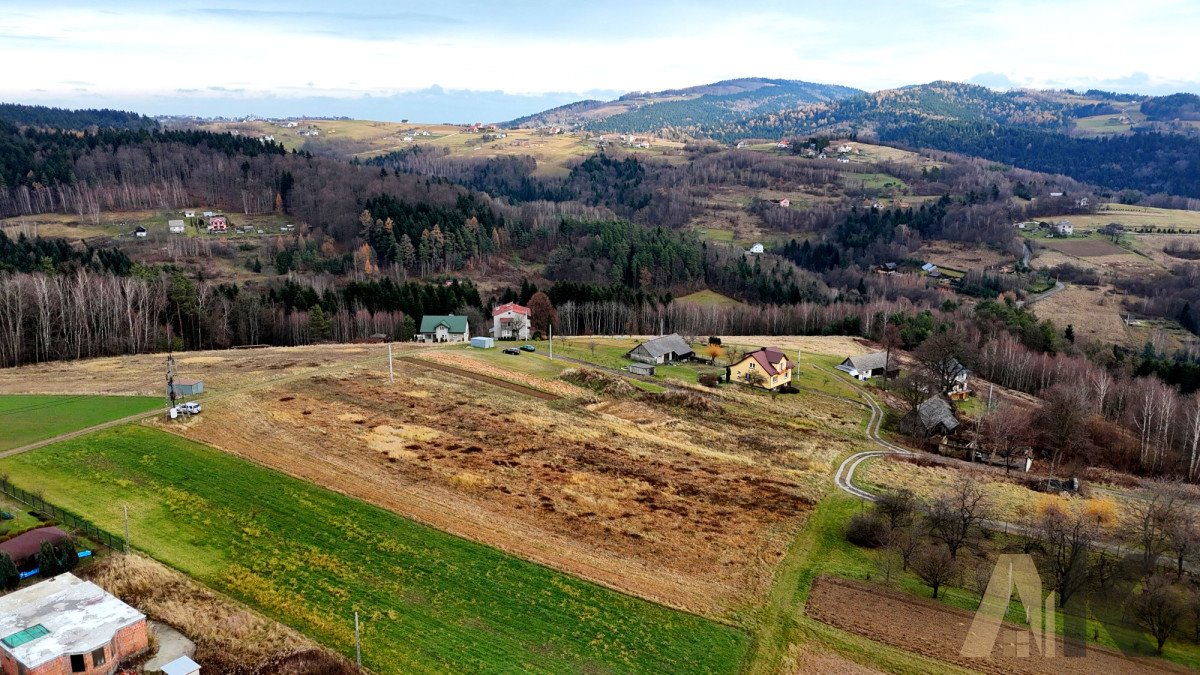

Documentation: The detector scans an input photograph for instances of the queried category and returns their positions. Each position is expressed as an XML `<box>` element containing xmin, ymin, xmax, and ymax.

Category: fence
<box><xmin>0</xmin><ymin>477</ymin><xmax>124</xmax><ymax>551</ymax></box>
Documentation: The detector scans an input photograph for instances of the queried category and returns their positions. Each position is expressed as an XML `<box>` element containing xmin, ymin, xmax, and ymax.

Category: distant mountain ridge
<box><xmin>503</xmin><ymin>77</ymin><xmax>862</xmax><ymax>131</ymax></box>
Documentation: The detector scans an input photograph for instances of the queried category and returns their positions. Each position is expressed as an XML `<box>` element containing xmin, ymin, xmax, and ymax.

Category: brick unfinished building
<box><xmin>0</xmin><ymin>573</ymin><xmax>148</xmax><ymax>675</ymax></box>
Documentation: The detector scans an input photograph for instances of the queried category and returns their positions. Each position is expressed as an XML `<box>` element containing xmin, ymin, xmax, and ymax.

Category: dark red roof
<box><xmin>0</xmin><ymin>526</ymin><xmax>69</xmax><ymax>565</ymax></box>
<box><xmin>749</xmin><ymin>348</ymin><xmax>793</xmax><ymax>376</ymax></box>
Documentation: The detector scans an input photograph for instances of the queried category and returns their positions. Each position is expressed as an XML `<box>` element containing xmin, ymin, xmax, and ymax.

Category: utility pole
<box><xmin>165</xmin><ymin>351</ymin><xmax>177</xmax><ymax>417</ymax></box>
<box><xmin>354</xmin><ymin>611</ymin><xmax>362</xmax><ymax>670</ymax></box>
<box><xmin>548</xmin><ymin>324</ymin><xmax>553</xmax><ymax>360</ymax></box>
<box><xmin>388</xmin><ymin>343</ymin><xmax>394</xmax><ymax>384</ymax></box>
<box><xmin>123</xmin><ymin>505</ymin><xmax>129</xmax><ymax>554</ymax></box>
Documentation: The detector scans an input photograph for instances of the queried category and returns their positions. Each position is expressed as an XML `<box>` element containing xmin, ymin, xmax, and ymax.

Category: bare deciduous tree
<box><xmin>926</xmin><ymin>476</ymin><xmax>991</xmax><ymax>558</ymax></box>
<box><xmin>912</xmin><ymin>545</ymin><xmax>960</xmax><ymax>598</ymax></box>
<box><xmin>1129</xmin><ymin>574</ymin><xmax>1186</xmax><ymax>655</ymax></box>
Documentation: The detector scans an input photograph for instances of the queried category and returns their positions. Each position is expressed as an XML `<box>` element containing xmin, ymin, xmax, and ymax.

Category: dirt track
<box><xmin>806</xmin><ymin>576</ymin><xmax>1189</xmax><ymax>674</ymax></box>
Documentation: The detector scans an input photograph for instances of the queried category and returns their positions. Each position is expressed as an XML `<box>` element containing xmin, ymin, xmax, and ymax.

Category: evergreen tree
<box><xmin>0</xmin><ymin>552</ymin><xmax>18</xmax><ymax>591</ymax></box>
<box><xmin>1064</xmin><ymin>324</ymin><xmax>1075</xmax><ymax>343</ymax></box>
<box><xmin>400</xmin><ymin>315</ymin><xmax>416</xmax><ymax>342</ymax></box>
<box><xmin>309</xmin><ymin>305</ymin><xmax>331</xmax><ymax>340</ymax></box>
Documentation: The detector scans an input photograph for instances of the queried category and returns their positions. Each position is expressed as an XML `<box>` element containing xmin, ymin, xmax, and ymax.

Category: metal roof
<box><xmin>161</xmin><ymin>655</ymin><xmax>201</xmax><ymax>675</ymax></box>
<box><xmin>627</xmin><ymin>334</ymin><xmax>693</xmax><ymax>359</ymax></box>
<box><xmin>0</xmin><ymin>573</ymin><xmax>144</xmax><ymax>669</ymax></box>
<box><xmin>418</xmin><ymin>315</ymin><xmax>469</xmax><ymax>334</ymax></box>
<box><xmin>842</xmin><ymin>351</ymin><xmax>890</xmax><ymax>373</ymax></box>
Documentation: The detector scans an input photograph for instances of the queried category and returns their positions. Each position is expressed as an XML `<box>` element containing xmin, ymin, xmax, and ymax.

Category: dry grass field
<box><xmin>80</xmin><ymin>553</ymin><xmax>351</xmax><ymax>673</ymax></box>
<box><xmin>857</xmin><ymin>455</ymin><xmax>1142</xmax><ymax>533</ymax></box>
<box><xmin>1031</xmin><ymin>285</ymin><xmax>1132</xmax><ymax>345</ymax></box>
<box><xmin>1054</xmin><ymin>204</ymin><xmax>1200</xmax><ymax>232</ymax></box>
<box><xmin>915</xmin><ymin>240</ymin><xmax>1014</xmax><ymax>271</ymax></box>
<box><xmin>0</xmin><ymin>344</ymin><xmax>392</xmax><ymax>396</ymax></box>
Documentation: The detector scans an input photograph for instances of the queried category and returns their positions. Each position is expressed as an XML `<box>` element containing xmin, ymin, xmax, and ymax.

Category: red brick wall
<box><xmin>8</xmin><ymin>618</ymin><xmax>149</xmax><ymax>675</ymax></box>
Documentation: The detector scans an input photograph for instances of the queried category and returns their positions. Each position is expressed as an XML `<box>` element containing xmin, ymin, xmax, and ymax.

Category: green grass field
<box><xmin>0</xmin><ymin>426</ymin><xmax>747</xmax><ymax>674</ymax></box>
<box><xmin>0</xmin><ymin>395</ymin><xmax>161</xmax><ymax>451</ymax></box>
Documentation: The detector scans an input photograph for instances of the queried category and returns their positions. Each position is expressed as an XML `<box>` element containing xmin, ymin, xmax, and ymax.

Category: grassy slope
<box><xmin>0</xmin><ymin>426</ymin><xmax>746</xmax><ymax>674</ymax></box>
<box><xmin>0</xmin><ymin>394</ymin><xmax>161</xmax><ymax>451</ymax></box>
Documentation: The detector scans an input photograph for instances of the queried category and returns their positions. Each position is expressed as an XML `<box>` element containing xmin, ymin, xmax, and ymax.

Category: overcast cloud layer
<box><xmin>1</xmin><ymin>0</ymin><xmax>1198</xmax><ymax>121</ymax></box>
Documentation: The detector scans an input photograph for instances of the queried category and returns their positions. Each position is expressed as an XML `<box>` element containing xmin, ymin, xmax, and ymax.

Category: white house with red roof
<box><xmin>726</xmin><ymin>347</ymin><xmax>795</xmax><ymax>390</ymax></box>
<box><xmin>492</xmin><ymin>302</ymin><xmax>531</xmax><ymax>340</ymax></box>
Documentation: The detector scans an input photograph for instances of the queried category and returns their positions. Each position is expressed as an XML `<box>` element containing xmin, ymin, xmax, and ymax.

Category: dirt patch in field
<box><xmin>806</xmin><ymin>576</ymin><xmax>1187</xmax><ymax>674</ymax></box>
<box><xmin>397</xmin><ymin>356</ymin><xmax>560</xmax><ymax>400</ymax></box>
<box><xmin>165</xmin><ymin>361</ymin><xmax>862</xmax><ymax>616</ymax></box>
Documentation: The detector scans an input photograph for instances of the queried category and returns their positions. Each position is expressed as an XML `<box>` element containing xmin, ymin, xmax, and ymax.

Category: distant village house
<box><xmin>207</xmin><ymin>216</ymin><xmax>227</xmax><ymax>232</ymax></box>
<box><xmin>168</xmin><ymin>219</ymin><xmax>186</xmax><ymax>234</ymax></box>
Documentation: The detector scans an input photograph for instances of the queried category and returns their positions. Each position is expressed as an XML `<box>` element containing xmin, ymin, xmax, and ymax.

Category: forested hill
<box><xmin>708</xmin><ymin>81</ymin><xmax>1200</xmax><ymax>198</ymax></box>
<box><xmin>0</xmin><ymin>103</ymin><xmax>158</xmax><ymax>130</ymax></box>
<box><xmin>716</xmin><ymin>81</ymin><xmax>1087</xmax><ymax>141</ymax></box>
<box><xmin>505</xmin><ymin>77</ymin><xmax>860</xmax><ymax>130</ymax></box>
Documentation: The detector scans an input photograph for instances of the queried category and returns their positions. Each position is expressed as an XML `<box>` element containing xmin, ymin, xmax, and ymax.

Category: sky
<box><xmin>1</xmin><ymin>0</ymin><xmax>1199</xmax><ymax>122</ymax></box>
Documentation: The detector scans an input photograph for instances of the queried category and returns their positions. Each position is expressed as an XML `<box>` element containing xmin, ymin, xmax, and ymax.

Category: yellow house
<box><xmin>726</xmin><ymin>347</ymin><xmax>795</xmax><ymax>390</ymax></box>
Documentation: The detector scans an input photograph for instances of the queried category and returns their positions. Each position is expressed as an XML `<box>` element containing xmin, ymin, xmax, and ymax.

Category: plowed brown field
<box><xmin>806</xmin><ymin>576</ymin><xmax>1188</xmax><ymax>674</ymax></box>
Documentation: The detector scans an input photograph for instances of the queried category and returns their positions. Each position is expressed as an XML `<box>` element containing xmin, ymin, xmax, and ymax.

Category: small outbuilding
<box><xmin>161</xmin><ymin>655</ymin><xmax>202</xmax><ymax>675</ymax></box>
<box><xmin>134</xmin><ymin>226</ymin><xmax>148</xmax><ymax>238</ymax></box>
<box><xmin>168</xmin><ymin>379</ymin><xmax>204</xmax><ymax>398</ymax></box>
<box><xmin>168</xmin><ymin>219</ymin><xmax>186</xmax><ymax>234</ymax></box>
<box><xmin>627</xmin><ymin>363</ymin><xmax>656</xmax><ymax>376</ymax></box>
<box><xmin>470</xmin><ymin>336</ymin><xmax>494</xmax><ymax>349</ymax></box>
<box><xmin>902</xmin><ymin>396</ymin><xmax>960</xmax><ymax>437</ymax></box>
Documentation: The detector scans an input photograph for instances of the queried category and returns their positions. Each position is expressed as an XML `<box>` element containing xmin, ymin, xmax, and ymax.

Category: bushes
<box><xmin>639</xmin><ymin>391</ymin><xmax>721</xmax><ymax>413</ymax></box>
<box><xmin>845</xmin><ymin>512</ymin><xmax>889</xmax><ymax>548</ymax></box>
<box><xmin>699</xmin><ymin>374</ymin><xmax>721</xmax><ymax>388</ymax></box>
<box><xmin>559</xmin><ymin>368</ymin><xmax>636</xmax><ymax>396</ymax></box>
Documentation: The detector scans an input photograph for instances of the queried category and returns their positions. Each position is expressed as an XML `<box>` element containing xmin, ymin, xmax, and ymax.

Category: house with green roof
<box><xmin>417</xmin><ymin>315</ymin><xmax>469</xmax><ymax>343</ymax></box>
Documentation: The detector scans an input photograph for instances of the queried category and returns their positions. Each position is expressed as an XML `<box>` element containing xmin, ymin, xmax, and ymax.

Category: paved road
<box><xmin>1023</xmin><ymin>279</ymin><xmax>1066</xmax><ymax>306</ymax></box>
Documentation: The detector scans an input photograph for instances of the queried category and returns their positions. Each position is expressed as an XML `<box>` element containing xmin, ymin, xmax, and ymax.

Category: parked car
<box><xmin>502</xmin><ymin>348</ymin><xmax>521</xmax><ymax>355</ymax></box>
<box><xmin>180</xmin><ymin>401</ymin><xmax>202</xmax><ymax>414</ymax></box>
<box><xmin>520</xmin><ymin>344</ymin><xmax>536</xmax><ymax>352</ymax></box>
